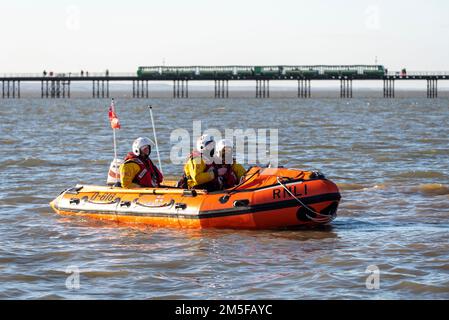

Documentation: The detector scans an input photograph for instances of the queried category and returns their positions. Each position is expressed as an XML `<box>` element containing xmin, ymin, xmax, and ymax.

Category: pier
<box><xmin>1</xmin><ymin>65</ymin><xmax>448</xmax><ymax>99</ymax></box>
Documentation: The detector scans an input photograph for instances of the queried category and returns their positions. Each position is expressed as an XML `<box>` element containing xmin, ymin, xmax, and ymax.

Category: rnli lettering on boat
<box><xmin>272</xmin><ymin>184</ymin><xmax>307</xmax><ymax>199</ymax></box>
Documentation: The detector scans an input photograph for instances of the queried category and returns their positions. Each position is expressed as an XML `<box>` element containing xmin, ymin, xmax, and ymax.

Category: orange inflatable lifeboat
<box><xmin>50</xmin><ymin>167</ymin><xmax>341</xmax><ymax>229</ymax></box>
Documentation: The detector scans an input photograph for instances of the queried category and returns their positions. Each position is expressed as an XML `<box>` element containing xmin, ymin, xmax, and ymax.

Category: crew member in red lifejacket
<box><xmin>119</xmin><ymin>137</ymin><xmax>163</xmax><ymax>188</ymax></box>
<box><xmin>215</xmin><ymin>139</ymin><xmax>246</xmax><ymax>190</ymax></box>
<box><xmin>181</xmin><ymin>134</ymin><xmax>226</xmax><ymax>191</ymax></box>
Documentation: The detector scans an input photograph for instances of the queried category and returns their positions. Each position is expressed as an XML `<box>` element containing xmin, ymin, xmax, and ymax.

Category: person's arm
<box><xmin>232</xmin><ymin>163</ymin><xmax>247</xmax><ymax>182</ymax></box>
<box><xmin>187</xmin><ymin>158</ymin><xmax>215</xmax><ymax>186</ymax></box>
<box><xmin>119</xmin><ymin>162</ymin><xmax>141</xmax><ymax>188</ymax></box>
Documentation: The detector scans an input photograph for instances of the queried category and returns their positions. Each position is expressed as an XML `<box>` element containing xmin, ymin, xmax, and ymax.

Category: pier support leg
<box><xmin>46</xmin><ymin>81</ymin><xmax>49</xmax><ymax>98</ymax></box>
<box><xmin>384</xmin><ymin>79</ymin><xmax>395</xmax><ymax>98</ymax></box>
<box><xmin>267</xmin><ymin>80</ymin><xmax>270</xmax><ymax>98</ymax></box>
<box><xmin>308</xmin><ymin>80</ymin><xmax>311</xmax><ymax>98</ymax></box>
<box><xmin>181</xmin><ymin>80</ymin><xmax>184</xmax><ymax>98</ymax></box>
<box><xmin>133</xmin><ymin>80</ymin><xmax>135</xmax><ymax>98</ymax></box>
<box><xmin>146</xmin><ymin>80</ymin><xmax>148</xmax><ymax>98</ymax></box>
<box><xmin>96</xmin><ymin>80</ymin><xmax>100</xmax><ymax>98</ymax></box>
<box><xmin>137</xmin><ymin>80</ymin><xmax>143</xmax><ymax>98</ymax></box>
<box><xmin>349</xmin><ymin>79</ymin><xmax>353</xmax><ymax>98</ymax></box>
<box><xmin>340</xmin><ymin>79</ymin><xmax>353</xmax><ymax>98</ymax></box>
<box><xmin>226</xmin><ymin>80</ymin><xmax>229</xmax><ymax>98</ymax></box>
<box><xmin>2</xmin><ymin>81</ymin><xmax>4</xmax><ymax>99</ymax></box>
<box><xmin>298</xmin><ymin>79</ymin><xmax>310</xmax><ymax>98</ymax></box>
<box><xmin>435</xmin><ymin>79</ymin><xmax>438</xmax><ymax>98</ymax></box>
<box><xmin>41</xmin><ymin>81</ymin><xmax>43</xmax><ymax>98</ymax></box>
<box><xmin>215</xmin><ymin>80</ymin><xmax>225</xmax><ymax>98</ymax></box>
<box><xmin>427</xmin><ymin>79</ymin><xmax>438</xmax><ymax>98</ymax></box>
<box><xmin>106</xmin><ymin>81</ymin><xmax>109</xmax><ymax>98</ymax></box>
<box><xmin>7</xmin><ymin>81</ymin><xmax>10</xmax><ymax>98</ymax></box>
<box><xmin>255</xmin><ymin>79</ymin><xmax>266</xmax><ymax>98</ymax></box>
<box><xmin>68</xmin><ymin>81</ymin><xmax>71</xmax><ymax>98</ymax></box>
<box><xmin>102</xmin><ymin>81</ymin><xmax>104</xmax><ymax>98</ymax></box>
<box><xmin>262</xmin><ymin>80</ymin><xmax>266</xmax><ymax>98</ymax></box>
<box><xmin>12</xmin><ymin>81</ymin><xmax>15</xmax><ymax>99</ymax></box>
<box><xmin>93</xmin><ymin>81</ymin><xmax>96</xmax><ymax>98</ymax></box>
<box><xmin>256</xmin><ymin>80</ymin><xmax>259</xmax><ymax>98</ymax></box>
<box><xmin>51</xmin><ymin>81</ymin><xmax>55</xmax><ymax>98</ymax></box>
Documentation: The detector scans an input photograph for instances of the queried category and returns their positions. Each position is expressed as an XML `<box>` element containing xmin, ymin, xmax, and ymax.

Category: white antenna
<box><xmin>148</xmin><ymin>105</ymin><xmax>163</xmax><ymax>175</ymax></box>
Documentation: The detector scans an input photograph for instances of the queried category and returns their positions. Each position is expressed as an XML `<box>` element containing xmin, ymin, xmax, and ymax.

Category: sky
<box><xmin>1</xmin><ymin>0</ymin><xmax>449</xmax><ymax>73</ymax></box>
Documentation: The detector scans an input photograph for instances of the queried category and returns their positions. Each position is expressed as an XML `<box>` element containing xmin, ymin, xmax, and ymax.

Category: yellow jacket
<box><xmin>229</xmin><ymin>162</ymin><xmax>247</xmax><ymax>182</ymax></box>
<box><xmin>184</xmin><ymin>155</ymin><xmax>215</xmax><ymax>189</ymax></box>
<box><xmin>119</xmin><ymin>162</ymin><xmax>141</xmax><ymax>188</ymax></box>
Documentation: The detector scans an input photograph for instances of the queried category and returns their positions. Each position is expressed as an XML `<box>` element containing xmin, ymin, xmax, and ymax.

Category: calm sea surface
<box><xmin>0</xmin><ymin>97</ymin><xmax>448</xmax><ymax>299</ymax></box>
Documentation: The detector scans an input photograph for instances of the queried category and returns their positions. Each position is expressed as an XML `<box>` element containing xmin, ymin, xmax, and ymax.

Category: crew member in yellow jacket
<box><xmin>120</xmin><ymin>137</ymin><xmax>163</xmax><ymax>188</ymax></box>
<box><xmin>182</xmin><ymin>134</ymin><xmax>226</xmax><ymax>191</ymax></box>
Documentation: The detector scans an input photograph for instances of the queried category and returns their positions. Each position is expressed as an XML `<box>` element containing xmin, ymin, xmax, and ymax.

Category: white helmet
<box><xmin>132</xmin><ymin>137</ymin><xmax>154</xmax><ymax>156</ymax></box>
<box><xmin>216</xmin><ymin>139</ymin><xmax>233</xmax><ymax>158</ymax></box>
<box><xmin>196</xmin><ymin>134</ymin><xmax>215</xmax><ymax>154</ymax></box>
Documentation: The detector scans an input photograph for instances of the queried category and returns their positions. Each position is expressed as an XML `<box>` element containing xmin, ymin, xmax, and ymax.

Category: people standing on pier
<box><xmin>43</xmin><ymin>70</ymin><xmax>47</xmax><ymax>76</ymax></box>
<box><xmin>119</xmin><ymin>137</ymin><xmax>163</xmax><ymax>188</ymax></box>
<box><xmin>214</xmin><ymin>139</ymin><xmax>246</xmax><ymax>189</ymax></box>
<box><xmin>81</xmin><ymin>70</ymin><xmax>84</xmax><ymax>77</ymax></box>
<box><xmin>180</xmin><ymin>134</ymin><xmax>224</xmax><ymax>191</ymax></box>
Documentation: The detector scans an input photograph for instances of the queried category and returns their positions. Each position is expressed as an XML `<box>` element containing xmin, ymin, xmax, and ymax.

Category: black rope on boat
<box><xmin>276</xmin><ymin>177</ymin><xmax>336</xmax><ymax>223</ymax></box>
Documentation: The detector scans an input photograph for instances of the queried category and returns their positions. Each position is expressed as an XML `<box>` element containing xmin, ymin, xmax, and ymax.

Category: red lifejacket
<box><xmin>124</xmin><ymin>152</ymin><xmax>163</xmax><ymax>187</ymax></box>
<box><xmin>218</xmin><ymin>164</ymin><xmax>238</xmax><ymax>189</ymax></box>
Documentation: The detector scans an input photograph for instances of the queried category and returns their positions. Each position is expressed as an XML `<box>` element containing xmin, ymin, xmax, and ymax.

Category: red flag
<box><xmin>108</xmin><ymin>100</ymin><xmax>121</xmax><ymax>129</ymax></box>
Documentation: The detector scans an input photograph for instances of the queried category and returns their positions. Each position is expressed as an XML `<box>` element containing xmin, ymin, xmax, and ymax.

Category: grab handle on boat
<box><xmin>233</xmin><ymin>199</ymin><xmax>249</xmax><ymax>207</ymax></box>
<box><xmin>175</xmin><ymin>203</ymin><xmax>187</xmax><ymax>210</ymax></box>
<box><xmin>69</xmin><ymin>198</ymin><xmax>80</xmax><ymax>205</ymax></box>
<box><xmin>120</xmin><ymin>201</ymin><xmax>131</xmax><ymax>207</ymax></box>
<box><xmin>133</xmin><ymin>199</ymin><xmax>175</xmax><ymax>208</ymax></box>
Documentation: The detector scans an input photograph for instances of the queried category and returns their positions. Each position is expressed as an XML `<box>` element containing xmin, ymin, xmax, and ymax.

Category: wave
<box><xmin>338</xmin><ymin>181</ymin><xmax>449</xmax><ymax>197</ymax></box>
<box><xmin>336</xmin><ymin>183</ymin><xmax>366</xmax><ymax>190</ymax></box>
<box><xmin>1</xmin><ymin>158</ymin><xmax>75</xmax><ymax>168</ymax></box>
<box><xmin>407</xmin><ymin>184</ymin><xmax>449</xmax><ymax>196</ymax></box>
<box><xmin>337</xmin><ymin>183</ymin><xmax>387</xmax><ymax>191</ymax></box>
<box><xmin>394</xmin><ymin>170</ymin><xmax>448</xmax><ymax>179</ymax></box>
<box><xmin>0</xmin><ymin>139</ymin><xmax>18</xmax><ymax>145</ymax></box>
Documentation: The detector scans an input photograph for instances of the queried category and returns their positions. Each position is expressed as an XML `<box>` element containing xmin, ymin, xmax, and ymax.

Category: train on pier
<box><xmin>136</xmin><ymin>65</ymin><xmax>386</xmax><ymax>79</ymax></box>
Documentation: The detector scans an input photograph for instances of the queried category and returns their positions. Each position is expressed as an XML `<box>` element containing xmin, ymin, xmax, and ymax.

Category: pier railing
<box><xmin>387</xmin><ymin>71</ymin><xmax>449</xmax><ymax>77</ymax></box>
<box><xmin>0</xmin><ymin>72</ymin><xmax>136</xmax><ymax>78</ymax></box>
